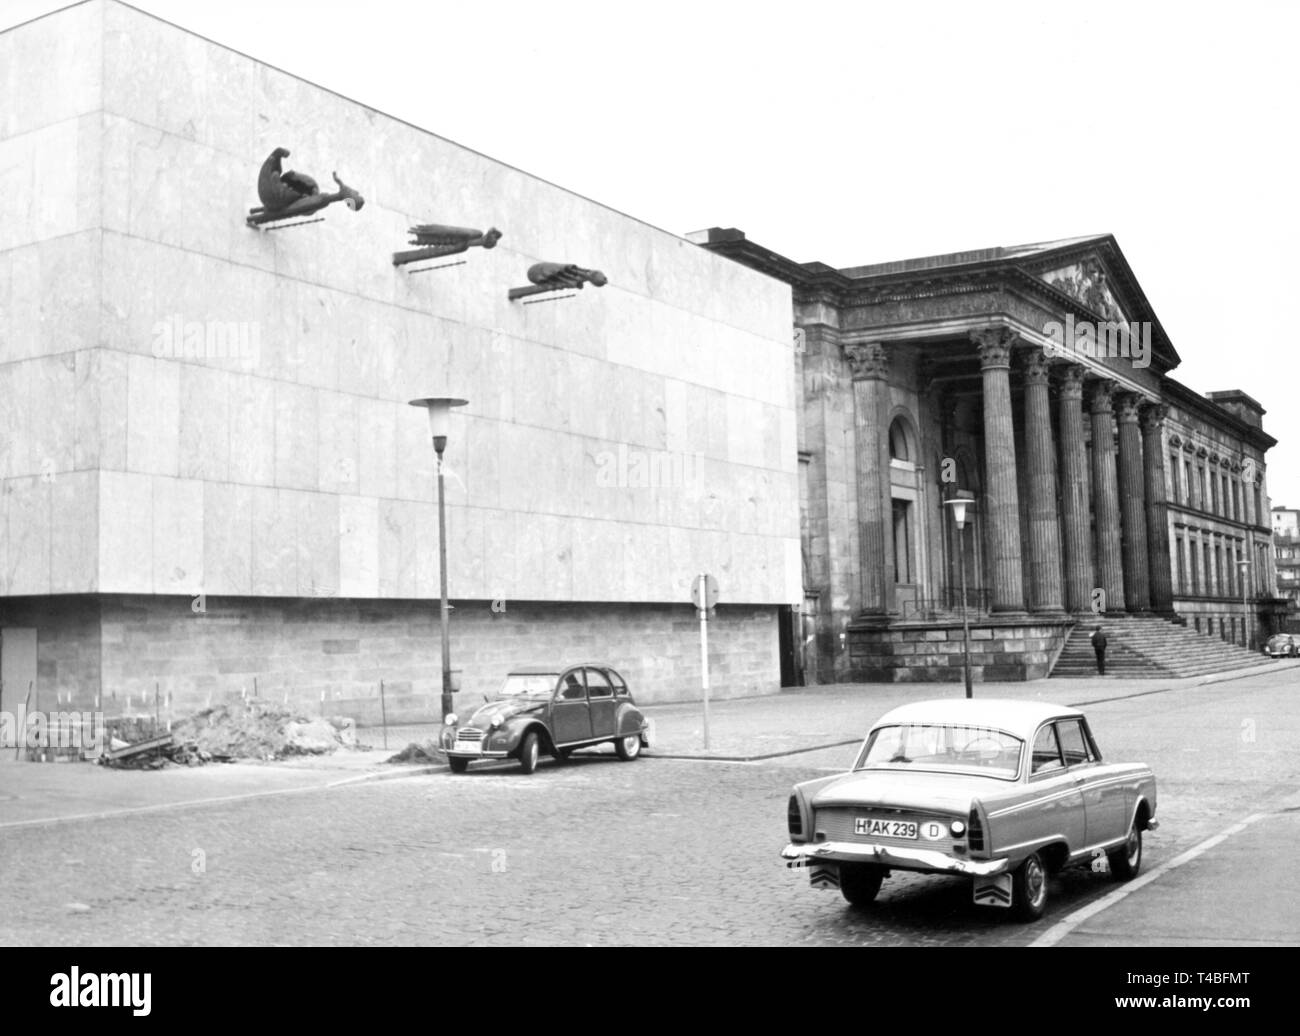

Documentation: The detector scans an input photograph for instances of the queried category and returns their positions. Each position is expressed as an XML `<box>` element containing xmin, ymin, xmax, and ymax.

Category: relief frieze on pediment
<box><xmin>1040</xmin><ymin>258</ymin><xmax>1127</xmax><ymax>323</ymax></box>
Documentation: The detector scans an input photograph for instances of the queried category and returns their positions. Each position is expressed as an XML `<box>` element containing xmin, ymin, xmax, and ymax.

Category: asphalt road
<box><xmin>1</xmin><ymin>670</ymin><xmax>1295</xmax><ymax>946</ymax></box>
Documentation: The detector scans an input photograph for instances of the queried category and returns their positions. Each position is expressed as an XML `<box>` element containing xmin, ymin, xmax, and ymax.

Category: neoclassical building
<box><xmin>695</xmin><ymin>229</ymin><xmax>1282</xmax><ymax>681</ymax></box>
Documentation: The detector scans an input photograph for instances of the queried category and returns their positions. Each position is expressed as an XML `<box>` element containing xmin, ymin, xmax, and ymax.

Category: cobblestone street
<box><xmin>1</xmin><ymin>671</ymin><xmax>1295</xmax><ymax>946</ymax></box>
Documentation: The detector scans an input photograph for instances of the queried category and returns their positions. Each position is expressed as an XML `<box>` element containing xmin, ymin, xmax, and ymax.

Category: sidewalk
<box><xmin>1</xmin><ymin>659</ymin><xmax>1293</xmax><ymax>829</ymax></box>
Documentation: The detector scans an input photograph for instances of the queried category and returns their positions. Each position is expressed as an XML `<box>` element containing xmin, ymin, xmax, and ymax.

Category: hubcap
<box><xmin>1026</xmin><ymin>858</ymin><xmax>1046</xmax><ymax>906</ymax></box>
<box><xmin>624</xmin><ymin>736</ymin><xmax>639</xmax><ymax>756</ymax></box>
<box><xmin>1127</xmin><ymin>828</ymin><xmax>1140</xmax><ymax>865</ymax></box>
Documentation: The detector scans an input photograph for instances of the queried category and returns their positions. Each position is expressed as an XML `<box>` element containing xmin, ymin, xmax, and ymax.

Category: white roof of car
<box><xmin>871</xmin><ymin>699</ymin><xmax>1082</xmax><ymax>738</ymax></box>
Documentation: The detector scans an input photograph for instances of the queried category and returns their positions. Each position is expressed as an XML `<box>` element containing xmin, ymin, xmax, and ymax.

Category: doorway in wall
<box><xmin>0</xmin><ymin>627</ymin><xmax>38</xmax><ymax>716</ymax></box>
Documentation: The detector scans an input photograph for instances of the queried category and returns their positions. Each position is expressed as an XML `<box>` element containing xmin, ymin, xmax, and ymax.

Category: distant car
<box><xmin>782</xmin><ymin>699</ymin><xmax>1158</xmax><ymax>921</ymax></box>
<box><xmin>440</xmin><ymin>663</ymin><xmax>650</xmax><ymax>774</ymax></box>
<box><xmin>1262</xmin><ymin>633</ymin><xmax>1297</xmax><ymax>658</ymax></box>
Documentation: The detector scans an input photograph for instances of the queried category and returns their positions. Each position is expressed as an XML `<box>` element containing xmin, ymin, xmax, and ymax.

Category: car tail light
<box><xmin>787</xmin><ymin>795</ymin><xmax>803</xmax><ymax>838</ymax></box>
<box><xmin>967</xmin><ymin>806</ymin><xmax>984</xmax><ymax>851</ymax></box>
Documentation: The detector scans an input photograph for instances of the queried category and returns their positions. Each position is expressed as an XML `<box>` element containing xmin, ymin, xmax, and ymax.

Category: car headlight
<box><xmin>490</xmin><ymin>716</ymin><xmax>502</xmax><ymax>729</ymax></box>
<box><xmin>444</xmin><ymin>713</ymin><xmax>458</xmax><ymax>727</ymax></box>
<box><xmin>950</xmin><ymin>819</ymin><xmax>967</xmax><ymax>837</ymax></box>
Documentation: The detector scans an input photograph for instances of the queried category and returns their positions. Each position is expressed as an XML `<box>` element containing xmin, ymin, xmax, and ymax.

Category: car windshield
<box><xmin>496</xmin><ymin>673</ymin><xmax>558</xmax><ymax>698</ymax></box>
<box><xmin>855</xmin><ymin>723</ymin><xmax>1023</xmax><ymax>779</ymax></box>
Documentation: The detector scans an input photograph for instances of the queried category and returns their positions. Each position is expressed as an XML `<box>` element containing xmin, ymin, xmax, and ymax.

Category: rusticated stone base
<box><xmin>0</xmin><ymin>594</ymin><xmax>781</xmax><ymax>722</ymax></box>
<box><xmin>842</xmin><ymin>616</ymin><xmax>1074</xmax><ymax>682</ymax></box>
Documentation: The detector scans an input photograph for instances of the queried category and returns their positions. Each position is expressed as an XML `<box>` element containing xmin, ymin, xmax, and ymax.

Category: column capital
<box><xmin>843</xmin><ymin>341</ymin><xmax>888</xmax><ymax>381</ymax></box>
<box><xmin>1057</xmin><ymin>363</ymin><xmax>1087</xmax><ymax>400</ymax></box>
<box><xmin>1089</xmin><ymin>379</ymin><xmax>1117</xmax><ymax>414</ymax></box>
<box><xmin>1139</xmin><ymin>402</ymin><xmax>1169</xmax><ymax>432</ymax></box>
<box><xmin>1023</xmin><ymin>347</ymin><xmax>1053</xmax><ymax>385</ymax></box>
<box><xmin>1115</xmin><ymin>391</ymin><xmax>1144</xmax><ymax>425</ymax></box>
<box><xmin>972</xmin><ymin>326</ymin><xmax>1018</xmax><ymax>368</ymax></box>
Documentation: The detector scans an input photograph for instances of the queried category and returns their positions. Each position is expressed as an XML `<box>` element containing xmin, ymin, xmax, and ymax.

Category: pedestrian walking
<box><xmin>1090</xmin><ymin>625</ymin><xmax>1108</xmax><ymax>675</ymax></box>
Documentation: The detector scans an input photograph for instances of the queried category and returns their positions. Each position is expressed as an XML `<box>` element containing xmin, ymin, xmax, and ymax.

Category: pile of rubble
<box><xmin>100</xmin><ymin>699</ymin><xmax>358</xmax><ymax>769</ymax></box>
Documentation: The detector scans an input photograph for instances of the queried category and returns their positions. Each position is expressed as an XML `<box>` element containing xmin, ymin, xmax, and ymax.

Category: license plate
<box><xmin>855</xmin><ymin>817</ymin><xmax>918</xmax><ymax>839</ymax></box>
<box><xmin>454</xmin><ymin>741</ymin><xmax>482</xmax><ymax>755</ymax></box>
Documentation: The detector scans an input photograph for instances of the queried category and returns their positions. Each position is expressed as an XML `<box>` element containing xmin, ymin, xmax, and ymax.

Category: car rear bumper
<box><xmin>781</xmin><ymin>841</ymin><xmax>1010</xmax><ymax>877</ymax></box>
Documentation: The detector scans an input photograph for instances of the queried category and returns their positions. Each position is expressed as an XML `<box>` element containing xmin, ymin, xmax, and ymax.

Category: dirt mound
<box><xmin>169</xmin><ymin>700</ymin><xmax>357</xmax><ymax>762</ymax></box>
<box><xmin>386</xmin><ymin>741</ymin><xmax>444</xmax><ymax>765</ymax></box>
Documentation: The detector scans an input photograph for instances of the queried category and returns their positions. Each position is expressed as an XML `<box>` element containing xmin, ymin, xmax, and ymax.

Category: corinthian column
<box><xmin>1140</xmin><ymin>404</ymin><xmax>1175</xmax><ymax>613</ymax></box>
<box><xmin>1057</xmin><ymin>364</ymin><xmax>1093</xmax><ymax>612</ymax></box>
<box><xmin>1089</xmin><ymin>380</ymin><xmax>1125</xmax><ymax>612</ymax></box>
<box><xmin>1116</xmin><ymin>392</ymin><xmax>1151</xmax><ymax>611</ymax></box>
<box><xmin>844</xmin><ymin>342</ymin><xmax>893</xmax><ymax>614</ymax></box>
<box><xmin>973</xmin><ymin>327</ymin><xmax>1025</xmax><ymax>612</ymax></box>
<box><xmin>1023</xmin><ymin>349</ymin><xmax>1063</xmax><ymax>612</ymax></box>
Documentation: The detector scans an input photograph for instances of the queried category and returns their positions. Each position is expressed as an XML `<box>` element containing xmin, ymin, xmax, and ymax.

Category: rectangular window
<box><xmin>892</xmin><ymin>499</ymin><xmax>911</xmax><ymax>583</ymax></box>
<box><xmin>1169</xmin><ymin>453</ymin><xmax>1181</xmax><ymax>503</ymax></box>
<box><xmin>1056</xmin><ymin>720</ymin><xmax>1094</xmax><ymax>766</ymax></box>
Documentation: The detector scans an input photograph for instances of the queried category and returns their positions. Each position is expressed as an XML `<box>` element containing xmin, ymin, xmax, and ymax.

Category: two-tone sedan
<box><xmin>1263</xmin><ymin>633</ymin><xmax>1297</xmax><ymax>658</ymax></box>
<box><xmin>782</xmin><ymin>699</ymin><xmax>1158</xmax><ymax>921</ymax></box>
<box><xmin>441</xmin><ymin>663</ymin><xmax>650</xmax><ymax>774</ymax></box>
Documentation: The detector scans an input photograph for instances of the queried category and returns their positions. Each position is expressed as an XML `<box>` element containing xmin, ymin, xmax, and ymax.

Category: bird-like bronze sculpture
<box><xmin>392</xmin><ymin>223</ymin><xmax>502</xmax><ymax>266</ymax></box>
<box><xmin>509</xmin><ymin>262</ymin><xmax>608</xmax><ymax>299</ymax></box>
<box><xmin>246</xmin><ymin>147</ymin><xmax>365</xmax><ymax>226</ymax></box>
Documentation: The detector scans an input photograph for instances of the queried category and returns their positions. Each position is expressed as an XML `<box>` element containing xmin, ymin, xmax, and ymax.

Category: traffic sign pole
<box><xmin>691</xmin><ymin>572</ymin><xmax>719</xmax><ymax>752</ymax></box>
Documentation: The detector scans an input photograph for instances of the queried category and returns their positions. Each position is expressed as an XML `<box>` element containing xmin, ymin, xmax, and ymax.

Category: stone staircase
<box><xmin>1051</xmin><ymin>614</ymin><xmax>1277</xmax><ymax>679</ymax></box>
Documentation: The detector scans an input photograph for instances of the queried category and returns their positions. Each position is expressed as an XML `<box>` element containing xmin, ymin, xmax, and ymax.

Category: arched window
<box><xmin>889</xmin><ymin>418</ymin><xmax>910</xmax><ymax>463</ymax></box>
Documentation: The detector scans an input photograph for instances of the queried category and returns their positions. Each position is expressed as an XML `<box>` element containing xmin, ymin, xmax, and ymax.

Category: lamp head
<box><xmin>944</xmin><ymin>494</ymin><xmax>976</xmax><ymax>530</ymax></box>
<box><xmin>409</xmin><ymin>397</ymin><xmax>468</xmax><ymax>450</ymax></box>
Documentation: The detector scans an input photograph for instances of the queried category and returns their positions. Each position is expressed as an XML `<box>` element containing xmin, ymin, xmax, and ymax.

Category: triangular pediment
<box><xmin>1013</xmin><ymin>235</ymin><xmax>1179</xmax><ymax>371</ymax></box>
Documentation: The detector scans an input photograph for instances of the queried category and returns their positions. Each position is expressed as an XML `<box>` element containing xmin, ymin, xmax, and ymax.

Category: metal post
<box><xmin>702</xmin><ymin>569</ymin><xmax>712</xmax><ymax>748</ymax></box>
<box><xmin>959</xmin><ymin>525</ymin><xmax>973</xmax><ymax>699</ymax></box>
<box><xmin>380</xmin><ymin>679</ymin><xmax>389</xmax><ymax>750</ymax></box>
<box><xmin>1239</xmin><ymin>560</ymin><xmax>1251</xmax><ymax>650</ymax></box>
<box><xmin>436</xmin><ymin>443</ymin><xmax>453</xmax><ymax>724</ymax></box>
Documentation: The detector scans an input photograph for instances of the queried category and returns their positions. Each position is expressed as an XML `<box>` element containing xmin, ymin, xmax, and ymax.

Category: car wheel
<box><xmin>518</xmin><ymin>731</ymin><xmax>540</xmax><ymax>774</ymax></box>
<box><xmin>1107</xmin><ymin>819</ymin><xmax>1142</xmax><ymax>881</ymax></box>
<box><xmin>614</xmin><ymin>734</ymin><xmax>642</xmax><ymax>761</ymax></box>
<box><xmin>448</xmin><ymin>756</ymin><xmax>469</xmax><ymax>774</ymax></box>
<box><xmin>839</xmin><ymin>863</ymin><xmax>884</xmax><ymax>908</ymax></box>
<box><xmin>1012</xmin><ymin>852</ymin><xmax>1048</xmax><ymax>922</ymax></box>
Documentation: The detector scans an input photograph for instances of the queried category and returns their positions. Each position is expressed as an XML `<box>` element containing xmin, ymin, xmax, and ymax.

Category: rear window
<box><xmin>855</xmin><ymin>724</ymin><xmax>1022</xmax><ymax>779</ymax></box>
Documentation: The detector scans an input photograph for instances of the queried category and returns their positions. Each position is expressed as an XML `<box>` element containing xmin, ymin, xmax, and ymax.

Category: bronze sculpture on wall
<box><xmin>508</xmin><ymin>262</ymin><xmax>608</xmax><ymax>300</ymax></box>
<box><xmin>246</xmin><ymin>147</ymin><xmax>365</xmax><ymax>227</ymax></box>
<box><xmin>393</xmin><ymin>224</ymin><xmax>503</xmax><ymax>267</ymax></box>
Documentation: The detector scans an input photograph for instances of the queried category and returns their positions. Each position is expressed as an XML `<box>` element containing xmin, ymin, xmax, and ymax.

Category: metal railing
<box><xmin>898</xmin><ymin>588</ymin><xmax>991</xmax><ymax>621</ymax></box>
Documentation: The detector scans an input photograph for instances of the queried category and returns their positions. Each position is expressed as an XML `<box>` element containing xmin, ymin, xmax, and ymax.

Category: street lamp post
<box><xmin>409</xmin><ymin>396</ymin><xmax>468</xmax><ymax>723</ymax></box>
<box><xmin>944</xmin><ymin>495</ymin><xmax>976</xmax><ymax>699</ymax></box>
<box><xmin>1237</xmin><ymin>558</ymin><xmax>1251</xmax><ymax>650</ymax></box>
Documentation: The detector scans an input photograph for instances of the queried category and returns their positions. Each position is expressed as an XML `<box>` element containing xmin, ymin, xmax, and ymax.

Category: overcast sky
<box><xmin>8</xmin><ymin>0</ymin><xmax>1300</xmax><ymax>505</ymax></box>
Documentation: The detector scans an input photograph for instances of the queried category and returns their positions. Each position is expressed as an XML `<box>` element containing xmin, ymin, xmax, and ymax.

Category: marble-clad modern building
<box><xmin>0</xmin><ymin>1</ymin><xmax>800</xmax><ymax>717</ymax></box>
<box><xmin>696</xmin><ymin>229</ymin><xmax>1281</xmax><ymax>682</ymax></box>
